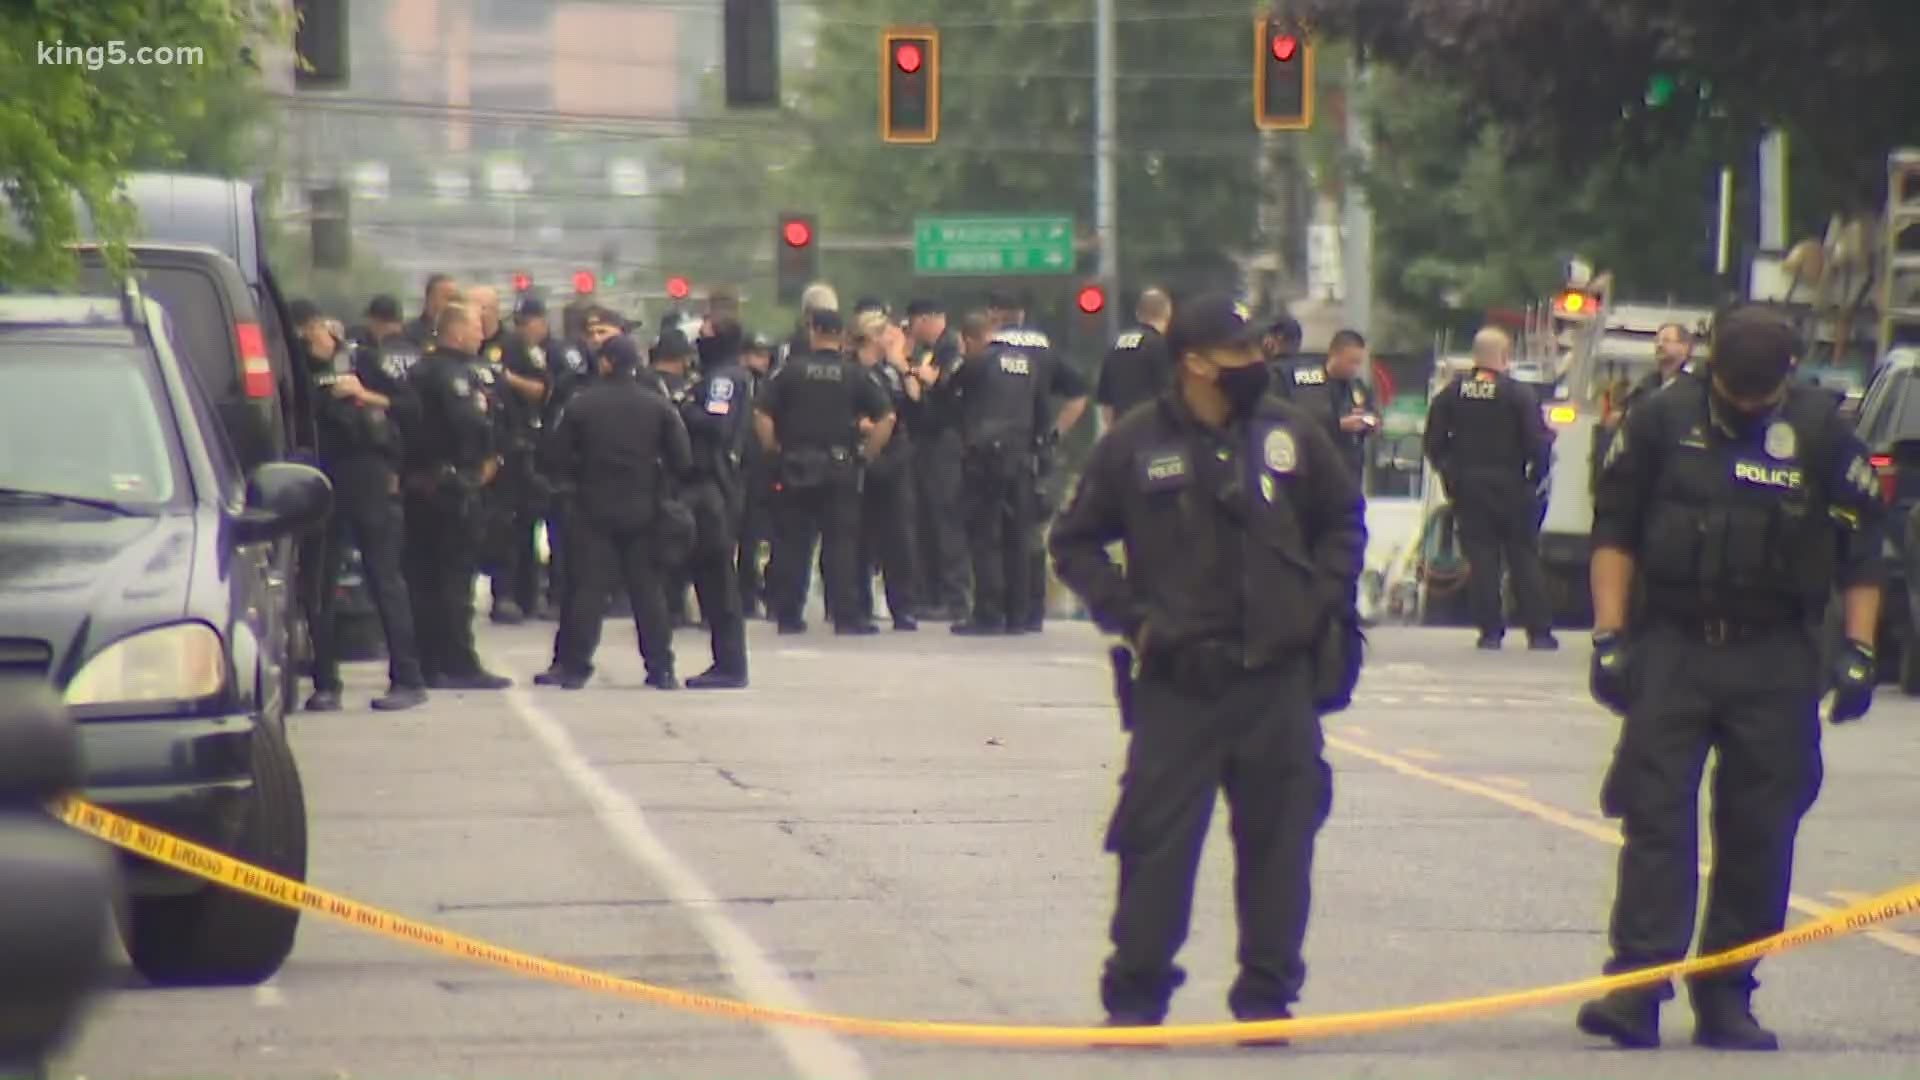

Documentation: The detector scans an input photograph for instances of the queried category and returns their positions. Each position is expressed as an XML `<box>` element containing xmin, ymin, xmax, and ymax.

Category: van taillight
<box><xmin>235</xmin><ymin>322</ymin><xmax>273</xmax><ymax>398</ymax></box>
<box><xmin>1871</xmin><ymin>454</ymin><xmax>1896</xmax><ymax>505</ymax></box>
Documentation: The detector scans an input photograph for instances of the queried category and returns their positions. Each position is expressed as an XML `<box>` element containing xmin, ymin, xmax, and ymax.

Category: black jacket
<box><xmin>550</xmin><ymin>373</ymin><xmax>693</xmax><ymax>532</ymax></box>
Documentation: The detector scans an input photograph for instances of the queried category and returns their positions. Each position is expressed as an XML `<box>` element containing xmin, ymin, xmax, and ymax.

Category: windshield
<box><xmin>0</xmin><ymin>342</ymin><xmax>183</xmax><ymax>508</ymax></box>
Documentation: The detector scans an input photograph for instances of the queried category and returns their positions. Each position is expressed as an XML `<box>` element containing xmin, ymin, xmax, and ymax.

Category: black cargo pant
<box><xmin>558</xmin><ymin>516</ymin><xmax>674</xmax><ymax>682</ymax></box>
<box><xmin>962</xmin><ymin>446</ymin><xmax>1036</xmax><ymax>630</ymax></box>
<box><xmin>1598</xmin><ymin>619</ymin><xmax>1823</xmax><ymax>1002</ymax></box>
<box><xmin>309</xmin><ymin>465</ymin><xmax>423</xmax><ymax>692</ymax></box>
<box><xmin>683</xmin><ymin>479</ymin><xmax>748</xmax><ymax>677</ymax></box>
<box><xmin>1102</xmin><ymin>655</ymin><xmax>1333</xmax><ymax>1022</ymax></box>
<box><xmin>857</xmin><ymin>464</ymin><xmax>918</xmax><ymax>623</ymax></box>
<box><xmin>487</xmin><ymin>455</ymin><xmax>541</xmax><ymax>613</ymax></box>
<box><xmin>403</xmin><ymin>483</ymin><xmax>485</xmax><ymax>680</ymax></box>
<box><xmin>914</xmin><ymin>427</ymin><xmax>970</xmax><ymax>615</ymax></box>
<box><xmin>767</xmin><ymin>475</ymin><xmax>861</xmax><ymax>628</ymax></box>
<box><xmin>1454</xmin><ymin>468</ymin><xmax>1553</xmax><ymax>638</ymax></box>
<box><xmin>737</xmin><ymin>481</ymin><xmax>772</xmax><ymax>614</ymax></box>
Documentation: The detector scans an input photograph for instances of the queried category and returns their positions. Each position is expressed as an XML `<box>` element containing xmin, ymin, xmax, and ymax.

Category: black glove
<box><xmin>1590</xmin><ymin>630</ymin><xmax>1631</xmax><ymax>714</ymax></box>
<box><xmin>1827</xmin><ymin>640</ymin><xmax>1876</xmax><ymax>725</ymax></box>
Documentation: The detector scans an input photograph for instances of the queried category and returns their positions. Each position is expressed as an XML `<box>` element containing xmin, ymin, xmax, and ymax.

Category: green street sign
<box><xmin>913</xmin><ymin>215</ymin><xmax>1075</xmax><ymax>276</ymax></box>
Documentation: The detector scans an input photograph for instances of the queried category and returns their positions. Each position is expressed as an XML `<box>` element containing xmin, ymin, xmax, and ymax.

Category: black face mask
<box><xmin>1214</xmin><ymin>362</ymin><xmax>1271</xmax><ymax>417</ymax></box>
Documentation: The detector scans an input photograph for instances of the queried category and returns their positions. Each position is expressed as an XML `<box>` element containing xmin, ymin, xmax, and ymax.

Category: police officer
<box><xmin>1049</xmin><ymin>293</ymin><xmax>1364</xmax><ymax>1031</ymax></box>
<box><xmin>546</xmin><ymin>335</ymin><xmax>691</xmax><ymax>690</ymax></box>
<box><xmin>1575</xmin><ymin>306</ymin><xmax>1884</xmax><ymax>1051</ymax></box>
<box><xmin>753</xmin><ymin>308</ymin><xmax>896</xmax><ymax>635</ymax></box>
<box><xmin>951</xmin><ymin>292</ymin><xmax>1087</xmax><ymax>635</ymax></box>
<box><xmin>406</xmin><ymin>273</ymin><xmax>459</xmax><ymax>347</ymax></box>
<box><xmin>290</xmin><ymin>300</ymin><xmax>428</xmax><ymax>713</ymax></box>
<box><xmin>655</xmin><ymin>325</ymin><xmax>752</xmax><ymax>688</ymax></box>
<box><xmin>736</xmin><ymin>333</ymin><xmax>777</xmax><ymax>617</ymax></box>
<box><xmin>1094</xmin><ymin>286</ymin><xmax>1173</xmax><ymax>428</ymax></box>
<box><xmin>903</xmin><ymin>299</ymin><xmax>969</xmax><ymax>621</ymax></box>
<box><xmin>1283</xmin><ymin>330</ymin><xmax>1381</xmax><ymax>480</ymax></box>
<box><xmin>519</xmin><ymin>297</ymin><xmax>589</xmax><ymax>616</ymax></box>
<box><xmin>1027</xmin><ymin>318</ymin><xmax>1092</xmax><ymax>634</ymax></box>
<box><xmin>533</xmin><ymin>307</ymin><xmax>622</xmax><ymax>687</ymax></box>
<box><xmin>1423</xmin><ymin>327</ymin><xmax>1558</xmax><ymax>650</ymax></box>
<box><xmin>484</xmin><ymin>294</ymin><xmax>556</xmax><ymax>624</ymax></box>
<box><xmin>851</xmin><ymin>310</ymin><xmax>921</xmax><ymax>630</ymax></box>
<box><xmin>401</xmin><ymin>304</ymin><xmax>513</xmax><ymax>690</ymax></box>
<box><xmin>1262</xmin><ymin>315</ymin><xmax>1303</xmax><ymax>374</ymax></box>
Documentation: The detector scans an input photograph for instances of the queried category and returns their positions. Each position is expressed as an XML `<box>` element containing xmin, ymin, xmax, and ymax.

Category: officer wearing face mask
<box><xmin>1048</xmin><ymin>293</ymin><xmax>1365</xmax><ymax>1032</ymax></box>
<box><xmin>1575</xmin><ymin>306</ymin><xmax>1884</xmax><ymax>1053</ymax></box>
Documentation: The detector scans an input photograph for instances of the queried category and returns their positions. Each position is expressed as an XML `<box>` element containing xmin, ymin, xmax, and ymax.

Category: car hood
<box><xmin>0</xmin><ymin>509</ymin><xmax>195</xmax><ymax>676</ymax></box>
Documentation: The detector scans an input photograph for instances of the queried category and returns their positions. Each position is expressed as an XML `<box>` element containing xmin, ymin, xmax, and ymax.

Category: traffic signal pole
<box><xmin>1093</xmin><ymin>0</ymin><xmax>1119</xmax><ymax>341</ymax></box>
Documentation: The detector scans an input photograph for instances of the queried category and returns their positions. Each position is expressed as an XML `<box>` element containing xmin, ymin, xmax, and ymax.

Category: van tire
<box><xmin>122</xmin><ymin>721</ymin><xmax>307</xmax><ymax>987</ymax></box>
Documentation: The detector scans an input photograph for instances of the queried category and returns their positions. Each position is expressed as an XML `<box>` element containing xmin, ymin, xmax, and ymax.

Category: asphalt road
<box><xmin>58</xmin><ymin>617</ymin><xmax>1920</xmax><ymax>1080</ymax></box>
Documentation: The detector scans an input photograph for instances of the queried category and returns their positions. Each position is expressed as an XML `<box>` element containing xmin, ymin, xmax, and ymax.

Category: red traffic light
<box><xmin>782</xmin><ymin>219</ymin><xmax>813</xmax><ymax>248</ymax></box>
<box><xmin>1076</xmin><ymin>284</ymin><xmax>1106</xmax><ymax>315</ymax></box>
<box><xmin>572</xmin><ymin>270</ymin><xmax>596</xmax><ymax>294</ymax></box>
<box><xmin>1271</xmin><ymin>33</ymin><xmax>1298</xmax><ymax>62</ymax></box>
<box><xmin>894</xmin><ymin>42</ymin><xmax>923</xmax><ymax>74</ymax></box>
<box><xmin>511</xmin><ymin>272</ymin><xmax>531</xmax><ymax>292</ymax></box>
<box><xmin>666</xmin><ymin>275</ymin><xmax>691</xmax><ymax>300</ymax></box>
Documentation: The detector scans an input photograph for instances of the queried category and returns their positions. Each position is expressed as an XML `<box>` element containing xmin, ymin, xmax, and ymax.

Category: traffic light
<box><xmin>293</xmin><ymin>0</ymin><xmax>348</xmax><ymax>88</ymax></box>
<box><xmin>880</xmin><ymin>28</ymin><xmax>939</xmax><ymax>144</ymax></box>
<box><xmin>775</xmin><ymin>213</ymin><xmax>818</xmax><ymax>304</ymax></box>
<box><xmin>1552</xmin><ymin>289</ymin><xmax>1596</xmax><ymax>319</ymax></box>
<box><xmin>511</xmin><ymin>272</ymin><xmax>531</xmax><ymax>293</ymax></box>
<box><xmin>572</xmin><ymin>269</ymin><xmax>596</xmax><ymax>295</ymax></box>
<box><xmin>666</xmin><ymin>275</ymin><xmax>691</xmax><ymax>300</ymax></box>
<box><xmin>1076</xmin><ymin>283</ymin><xmax>1107</xmax><ymax>315</ymax></box>
<box><xmin>1254</xmin><ymin>17</ymin><xmax>1313</xmax><ymax>131</ymax></box>
<box><xmin>723</xmin><ymin>0</ymin><xmax>779</xmax><ymax>107</ymax></box>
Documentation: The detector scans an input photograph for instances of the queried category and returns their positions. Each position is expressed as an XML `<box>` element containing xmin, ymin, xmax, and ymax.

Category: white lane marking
<box><xmin>253</xmin><ymin>982</ymin><xmax>285</xmax><ymax>1008</ymax></box>
<box><xmin>506</xmin><ymin>686</ymin><xmax>869</xmax><ymax>1080</ymax></box>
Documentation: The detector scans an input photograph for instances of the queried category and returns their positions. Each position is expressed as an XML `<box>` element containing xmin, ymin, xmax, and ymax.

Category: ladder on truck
<box><xmin>1879</xmin><ymin>149</ymin><xmax>1920</xmax><ymax>358</ymax></box>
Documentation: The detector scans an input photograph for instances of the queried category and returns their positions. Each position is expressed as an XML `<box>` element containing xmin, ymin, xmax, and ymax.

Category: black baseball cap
<box><xmin>288</xmin><ymin>299</ymin><xmax>324</xmax><ymax>328</ymax></box>
<box><xmin>601</xmin><ymin>335</ymin><xmax>643</xmax><ymax>372</ymax></box>
<box><xmin>1711</xmin><ymin>307</ymin><xmax>1796</xmax><ymax>397</ymax></box>
<box><xmin>515</xmin><ymin>296</ymin><xmax>548</xmax><ymax>320</ymax></box>
<box><xmin>652</xmin><ymin>329</ymin><xmax>695</xmax><ymax>361</ymax></box>
<box><xmin>808</xmin><ymin>308</ymin><xmax>845</xmax><ymax>335</ymax></box>
<box><xmin>745</xmin><ymin>332</ymin><xmax>774</xmax><ymax>353</ymax></box>
<box><xmin>365</xmin><ymin>295</ymin><xmax>403</xmax><ymax>322</ymax></box>
<box><xmin>1167</xmin><ymin>293</ymin><xmax>1263</xmax><ymax>358</ymax></box>
<box><xmin>906</xmin><ymin>298</ymin><xmax>944</xmax><ymax>317</ymax></box>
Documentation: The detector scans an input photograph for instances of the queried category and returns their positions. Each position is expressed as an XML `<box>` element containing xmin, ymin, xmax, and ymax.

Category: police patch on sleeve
<box><xmin>382</xmin><ymin>354</ymin><xmax>406</xmax><ymax>380</ymax></box>
<box><xmin>1263</xmin><ymin>427</ymin><xmax>1298</xmax><ymax>474</ymax></box>
<box><xmin>706</xmin><ymin>374</ymin><xmax>735</xmax><ymax>415</ymax></box>
<box><xmin>1845</xmin><ymin>453</ymin><xmax>1879</xmax><ymax>499</ymax></box>
<box><xmin>1764</xmin><ymin>421</ymin><xmax>1797</xmax><ymax>460</ymax></box>
<box><xmin>452</xmin><ymin>376</ymin><xmax>470</xmax><ymax>397</ymax></box>
<box><xmin>565</xmin><ymin>348</ymin><xmax>585</xmax><ymax>373</ymax></box>
<box><xmin>530</xmin><ymin>345</ymin><xmax>548</xmax><ymax>371</ymax></box>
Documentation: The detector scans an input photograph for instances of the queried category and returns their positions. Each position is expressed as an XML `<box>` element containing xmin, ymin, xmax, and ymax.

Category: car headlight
<box><xmin>65</xmin><ymin>623</ymin><xmax>227</xmax><ymax>707</ymax></box>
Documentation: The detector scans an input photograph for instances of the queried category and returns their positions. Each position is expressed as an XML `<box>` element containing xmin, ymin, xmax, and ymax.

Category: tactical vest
<box><xmin>963</xmin><ymin>336</ymin><xmax>1044</xmax><ymax>449</ymax></box>
<box><xmin>1636</xmin><ymin>385</ymin><xmax>1838</xmax><ymax>619</ymax></box>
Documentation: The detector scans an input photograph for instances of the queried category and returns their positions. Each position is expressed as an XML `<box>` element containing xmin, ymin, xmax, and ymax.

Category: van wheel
<box><xmin>123</xmin><ymin>721</ymin><xmax>307</xmax><ymax>987</ymax></box>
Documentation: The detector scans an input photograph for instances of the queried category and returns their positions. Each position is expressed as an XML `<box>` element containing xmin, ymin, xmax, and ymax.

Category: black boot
<box><xmin>1690</xmin><ymin>985</ymin><xmax>1779</xmax><ymax>1051</ymax></box>
<box><xmin>1576</xmin><ymin>989</ymin><xmax>1661</xmax><ymax>1049</ymax></box>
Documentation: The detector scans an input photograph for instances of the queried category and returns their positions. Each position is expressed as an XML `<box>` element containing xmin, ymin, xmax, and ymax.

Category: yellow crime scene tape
<box><xmin>54</xmin><ymin>795</ymin><xmax>1920</xmax><ymax>1049</ymax></box>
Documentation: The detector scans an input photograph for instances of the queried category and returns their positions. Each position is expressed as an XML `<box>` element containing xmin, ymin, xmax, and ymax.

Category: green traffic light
<box><xmin>1645</xmin><ymin>72</ymin><xmax>1676</xmax><ymax>108</ymax></box>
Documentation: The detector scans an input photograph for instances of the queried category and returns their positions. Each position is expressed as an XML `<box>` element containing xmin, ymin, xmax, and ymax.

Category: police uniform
<box><xmin>1094</xmin><ymin>321</ymin><xmax>1172</xmax><ymax>420</ymax></box>
<box><xmin>666</xmin><ymin>330</ymin><xmax>752</xmax><ymax>686</ymax></box>
<box><xmin>402</xmin><ymin>339</ymin><xmax>510</xmax><ymax>689</ymax></box>
<box><xmin>547</xmin><ymin>336</ymin><xmax>692</xmax><ymax>689</ymax></box>
<box><xmin>299</xmin><ymin>306</ymin><xmax>427</xmax><ymax>712</ymax></box>
<box><xmin>1423</xmin><ymin>362</ymin><xmax>1557</xmax><ymax>647</ymax></box>
<box><xmin>1276</xmin><ymin>358</ymin><xmax>1377</xmax><ymax>476</ymax></box>
<box><xmin>487</xmin><ymin>328</ymin><xmax>555</xmax><ymax>621</ymax></box>
<box><xmin>1577</xmin><ymin>311</ymin><xmax>1883</xmax><ymax>1051</ymax></box>
<box><xmin>855</xmin><ymin>354</ymin><xmax>920</xmax><ymax>629</ymax></box>
<box><xmin>1048</xmin><ymin>294</ymin><xmax>1365</xmax><ymax>1027</ymax></box>
<box><xmin>908</xmin><ymin>326</ymin><xmax>971</xmax><ymax>620</ymax></box>
<box><xmin>1025</xmin><ymin>347</ymin><xmax>1091</xmax><ymax>633</ymax></box>
<box><xmin>951</xmin><ymin>321</ymin><xmax>1062</xmax><ymax>634</ymax></box>
<box><xmin>756</xmin><ymin>325</ymin><xmax>894</xmax><ymax>634</ymax></box>
<box><xmin>735</xmin><ymin>337</ymin><xmax>777</xmax><ymax>617</ymax></box>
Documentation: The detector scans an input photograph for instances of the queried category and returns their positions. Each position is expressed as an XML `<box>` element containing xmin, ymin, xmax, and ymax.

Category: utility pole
<box><xmin>1093</xmin><ymin>0</ymin><xmax>1119</xmax><ymax>340</ymax></box>
<box><xmin>1340</xmin><ymin>50</ymin><xmax>1373</xmax><ymax>339</ymax></box>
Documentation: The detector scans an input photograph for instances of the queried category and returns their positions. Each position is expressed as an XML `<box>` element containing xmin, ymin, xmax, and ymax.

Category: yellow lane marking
<box><xmin>1328</xmin><ymin>736</ymin><xmax>1920</xmax><ymax>958</ymax></box>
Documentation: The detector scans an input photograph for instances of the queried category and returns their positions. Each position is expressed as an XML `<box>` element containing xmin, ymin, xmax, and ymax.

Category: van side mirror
<box><xmin>0</xmin><ymin>680</ymin><xmax>115</xmax><ymax>1073</ymax></box>
<box><xmin>233</xmin><ymin>462</ymin><xmax>332</xmax><ymax>545</ymax></box>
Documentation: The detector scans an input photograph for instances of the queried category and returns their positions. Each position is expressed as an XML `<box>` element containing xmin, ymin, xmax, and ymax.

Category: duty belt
<box><xmin>1657</xmin><ymin>614</ymin><xmax>1785</xmax><ymax>646</ymax></box>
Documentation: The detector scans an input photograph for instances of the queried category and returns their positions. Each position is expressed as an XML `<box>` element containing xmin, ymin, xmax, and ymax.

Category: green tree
<box><xmin>0</xmin><ymin>0</ymin><xmax>279</xmax><ymax>286</ymax></box>
<box><xmin>1295</xmin><ymin>0</ymin><xmax>1920</xmax><ymax>207</ymax></box>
